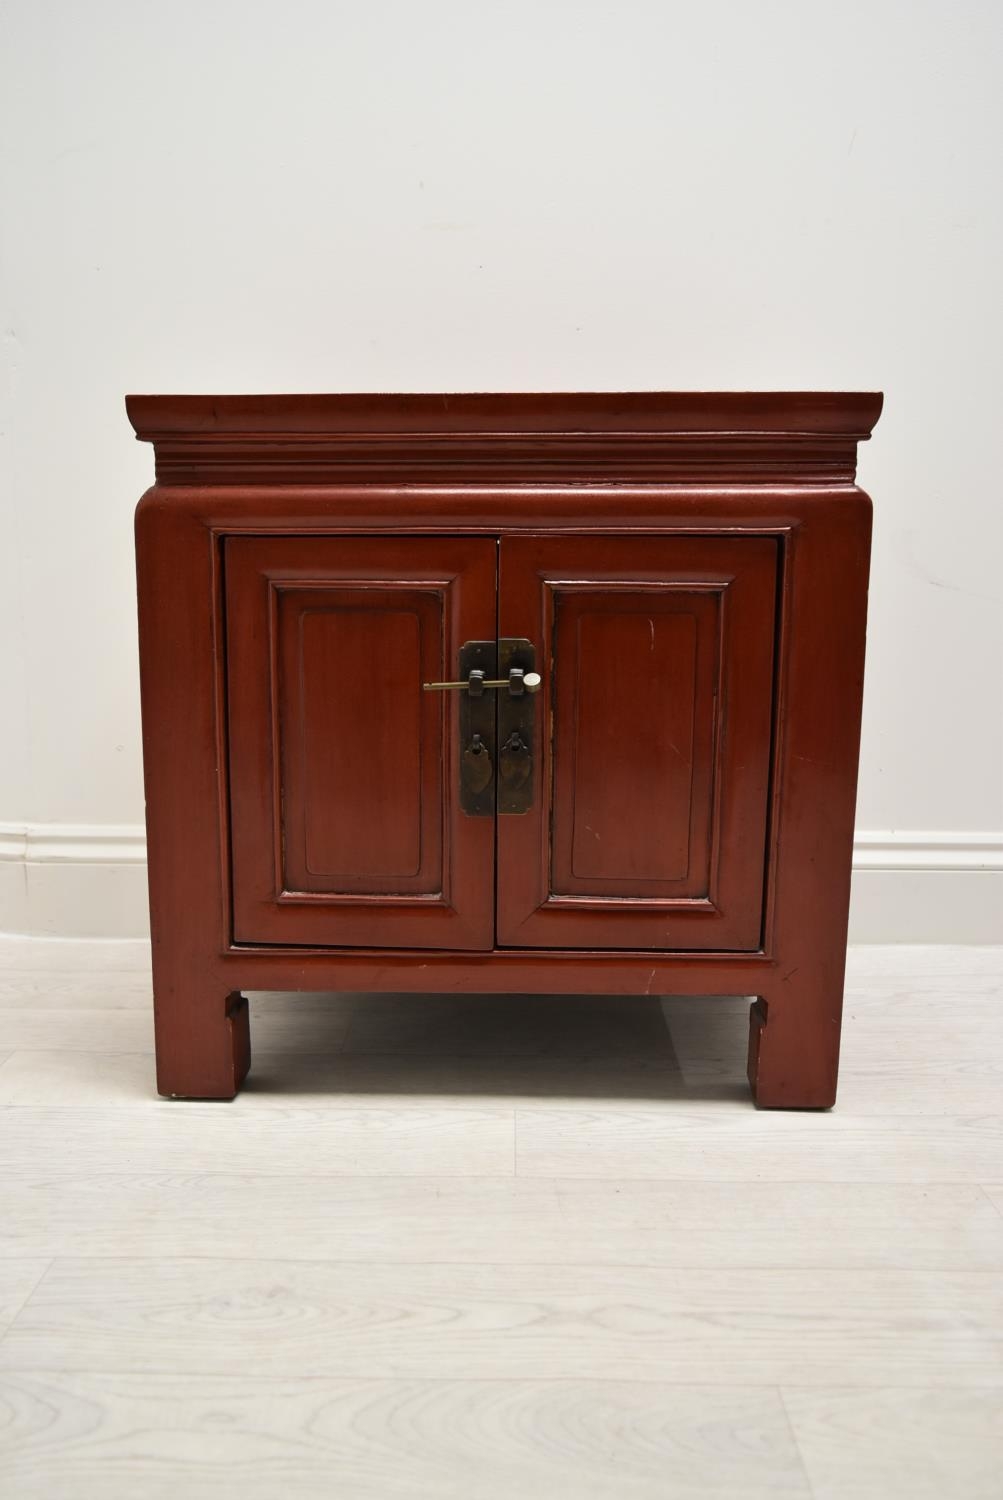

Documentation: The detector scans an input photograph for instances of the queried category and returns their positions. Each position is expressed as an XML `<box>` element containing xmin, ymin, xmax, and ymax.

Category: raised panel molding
<box><xmin>279</xmin><ymin>596</ymin><xmax>432</xmax><ymax>891</ymax></box>
<box><xmin>555</xmin><ymin>597</ymin><xmax>712</xmax><ymax>896</ymax></box>
<box><xmin>1</xmin><ymin>825</ymin><xmax>998</xmax><ymax>940</ymax></box>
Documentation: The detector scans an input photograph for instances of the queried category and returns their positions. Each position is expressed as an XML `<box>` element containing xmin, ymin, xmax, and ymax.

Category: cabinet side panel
<box><xmin>135</xmin><ymin>492</ymin><xmax>246</xmax><ymax>1096</ymax></box>
<box><xmin>749</xmin><ymin>491</ymin><xmax>873</xmax><ymax>1106</ymax></box>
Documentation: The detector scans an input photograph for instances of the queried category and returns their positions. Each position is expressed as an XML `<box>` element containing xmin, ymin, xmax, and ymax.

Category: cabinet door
<box><xmin>226</xmin><ymin>536</ymin><xmax>496</xmax><ymax>948</ymax></box>
<box><xmin>496</xmin><ymin>535</ymin><xmax>777</xmax><ymax>949</ymax></box>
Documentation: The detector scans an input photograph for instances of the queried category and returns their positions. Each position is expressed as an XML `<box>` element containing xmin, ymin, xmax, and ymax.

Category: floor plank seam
<box><xmin>4</xmin><ymin>1255</ymin><xmax>1002</xmax><ymax>1272</ymax></box>
<box><xmin>0</xmin><ymin>1260</ymin><xmax>56</xmax><ymax>1348</ymax></box>
<box><xmin>3</xmin><ymin>1171</ymin><xmax>999</xmax><ymax>1186</ymax></box>
<box><xmin>10</xmin><ymin>1369</ymin><xmax>1002</xmax><ymax>1389</ymax></box>
<box><xmin>774</xmin><ymin>1385</ymin><xmax>820</xmax><ymax>1499</ymax></box>
<box><xmin>4</xmin><ymin>1365</ymin><xmax>1002</xmax><ymax>1388</ymax></box>
<box><xmin>979</xmin><ymin>1186</ymin><xmax>1003</xmax><ymax>1220</ymax></box>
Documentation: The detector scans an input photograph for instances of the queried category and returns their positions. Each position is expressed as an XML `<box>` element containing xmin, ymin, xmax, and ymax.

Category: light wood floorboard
<box><xmin>0</xmin><ymin>973</ymin><xmax>153</xmax><ymax>1009</ymax></box>
<box><xmin>0</xmin><ymin>939</ymin><xmax>151</xmax><ymax>973</ymax></box>
<box><xmin>844</xmin><ymin>946</ymin><xmax>1001</xmax><ymax>978</ymax></box>
<box><xmin>5</xmin><ymin>1036</ymin><xmax>1003</xmax><ymax>1116</ymax></box>
<box><xmin>0</xmin><ymin>1372</ymin><xmax>812</xmax><ymax>1499</ymax></box>
<box><xmin>781</xmin><ymin>1385</ymin><xmax>1003</xmax><ymax>1500</ymax></box>
<box><xmin>0</xmin><ymin>1100</ymin><xmax>516</xmax><ymax>1177</ymax></box>
<box><xmin>0</xmin><ymin>941</ymin><xmax>1000</xmax><ymax>1498</ymax></box>
<box><xmin>2</xmin><ymin>1176</ymin><xmax>1000</xmax><ymax>1269</ymax></box>
<box><xmin>2</xmin><ymin>1258</ymin><xmax>1001</xmax><ymax>1386</ymax></box>
<box><xmin>0</xmin><ymin>1264</ymin><xmax>52</xmax><ymax>1343</ymax></box>
<box><xmin>0</xmin><ymin>1010</ymin><xmax>156</xmax><ymax>1053</ymax></box>
<box><xmin>0</xmin><ymin>1046</ymin><xmax>740</xmax><ymax>1106</ymax></box>
<box><xmin>0</xmin><ymin>1005</ymin><xmax>356</xmax><ymax>1055</ymax></box>
<box><xmin>514</xmin><ymin>1108</ymin><xmax>1003</xmax><ymax>1180</ymax></box>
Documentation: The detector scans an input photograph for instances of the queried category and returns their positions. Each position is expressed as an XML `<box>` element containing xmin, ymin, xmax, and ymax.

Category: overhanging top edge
<box><xmin>126</xmin><ymin>391</ymin><xmax>884</xmax><ymax>443</ymax></box>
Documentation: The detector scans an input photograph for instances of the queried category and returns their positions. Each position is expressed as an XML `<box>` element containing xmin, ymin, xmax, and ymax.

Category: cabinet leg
<box><xmin>154</xmin><ymin>988</ymin><xmax>251</xmax><ymax>1100</ymax></box>
<box><xmin>746</xmin><ymin>981</ymin><xmax>841</xmax><ymax>1110</ymax></box>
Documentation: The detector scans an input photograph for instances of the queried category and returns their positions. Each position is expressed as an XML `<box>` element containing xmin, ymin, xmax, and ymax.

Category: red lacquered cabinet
<box><xmin>129</xmin><ymin>392</ymin><xmax>881</xmax><ymax>1108</ymax></box>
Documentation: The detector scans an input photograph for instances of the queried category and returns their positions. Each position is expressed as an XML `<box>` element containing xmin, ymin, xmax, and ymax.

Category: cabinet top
<box><xmin>126</xmin><ymin>391</ymin><xmax>882</xmax><ymax>486</ymax></box>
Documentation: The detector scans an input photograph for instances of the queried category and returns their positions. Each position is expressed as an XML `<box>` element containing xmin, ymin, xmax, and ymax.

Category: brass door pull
<box><xmin>462</xmin><ymin>733</ymin><xmax>494</xmax><ymax>796</ymax></box>
<box><xmin>424</xmin><ymin>667</ymin><xmax>541</xmax><ymax>696</ymax></box>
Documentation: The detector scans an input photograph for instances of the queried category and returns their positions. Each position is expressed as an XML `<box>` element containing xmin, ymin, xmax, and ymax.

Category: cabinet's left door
<box><xmin>225</xmin><ymin>536</ymin><xmax>497</xmax><ymax>949</ymax></box>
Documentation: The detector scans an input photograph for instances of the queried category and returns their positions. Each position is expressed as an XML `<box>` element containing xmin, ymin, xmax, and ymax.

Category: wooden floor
<box><xmin>0</xmin><ymin>940</ymin><xmax>1001</xmax><ymax>1498</ymax></box>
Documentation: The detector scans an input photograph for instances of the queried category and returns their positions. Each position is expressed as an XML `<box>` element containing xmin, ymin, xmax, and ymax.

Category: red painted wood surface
<box><xmin>496</xmin><ymin>535</ymin><xmax>777</xmax><ymax>949</ymax></box>
<box><xmin>564</xmin><ymin>605</ymin><xmax>703</xmax><ymax>885</ymax></box>
<box><xmin>126</xmin><ymin>391</ymin><xmax>883</xmax><ymax>487</ymax></box>
<box><xmin>131</xmin><ymin>392</ymin><xmax>880</xmax><ymax>1107</ymax></box>
<box><xmin>225</xmin><ymin>536</ymin><xmax>496</xmax><ymax>949</ymax></box>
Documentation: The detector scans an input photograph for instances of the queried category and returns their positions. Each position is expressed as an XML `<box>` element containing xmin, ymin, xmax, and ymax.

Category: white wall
<box><xmin>1</xmin><ymin>0</ymin><xmax>1000</xmax><ymax>939</ymax></box>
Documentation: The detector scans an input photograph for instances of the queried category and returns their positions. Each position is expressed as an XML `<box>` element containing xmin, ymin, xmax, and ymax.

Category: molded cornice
<box><xmin>126</xmin><ymin>391</ymin><xmax>883</xmax><ymax>485</ymax></box>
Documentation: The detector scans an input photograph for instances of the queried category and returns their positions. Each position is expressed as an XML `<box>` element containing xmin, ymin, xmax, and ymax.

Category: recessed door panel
<box><xmin>555</xmin><ymin>592</ymin><xmax>717</xmax><ymax>895</ymax></box>
<box><xmin>281</xmin><ymin>593</ymin><xmax>434</xmax><ymax>890</ymax></box>
<box><xmin>496</xmin><ymin>535</ymin><xmax>778</xmax><ymax>950</ymax></box>
<box><xmin>226</xmin><ymin>536</ymin><xmax>496</xmax><ymax>948</ymax></box>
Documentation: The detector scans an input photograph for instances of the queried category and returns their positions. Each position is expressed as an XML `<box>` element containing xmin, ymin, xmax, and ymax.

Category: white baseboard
<box><xmin>0</xmin><ymin>824</ymin><xmax>150</xmax><ymax>940</ymax></box>
<box><xmin>850</xmin><ymin>830</ymin><xmax>1003</xmax><ymax>872</ymax></box>
<box><xmin>0</xmin><ymin>823</ymin><xmax>1000</xmax><ymax>943</ymax></box>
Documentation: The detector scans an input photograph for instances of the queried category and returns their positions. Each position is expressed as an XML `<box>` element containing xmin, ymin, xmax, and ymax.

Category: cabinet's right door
<box><xmin>496</xmin><ymin>534</ymin><xmax>777</xmax><ymax>950</ymax></box>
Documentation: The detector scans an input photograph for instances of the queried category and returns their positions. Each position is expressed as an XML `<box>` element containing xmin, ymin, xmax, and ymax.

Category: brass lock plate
<box><xmin>457</xmin><ymin>640</ymin><xmax>496</xmax><ymax>816</ymax></box>
<box><xmin>497</xmin><ymin>637</ymin><xmax>538</xmax><ymax>814</ymax></box>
